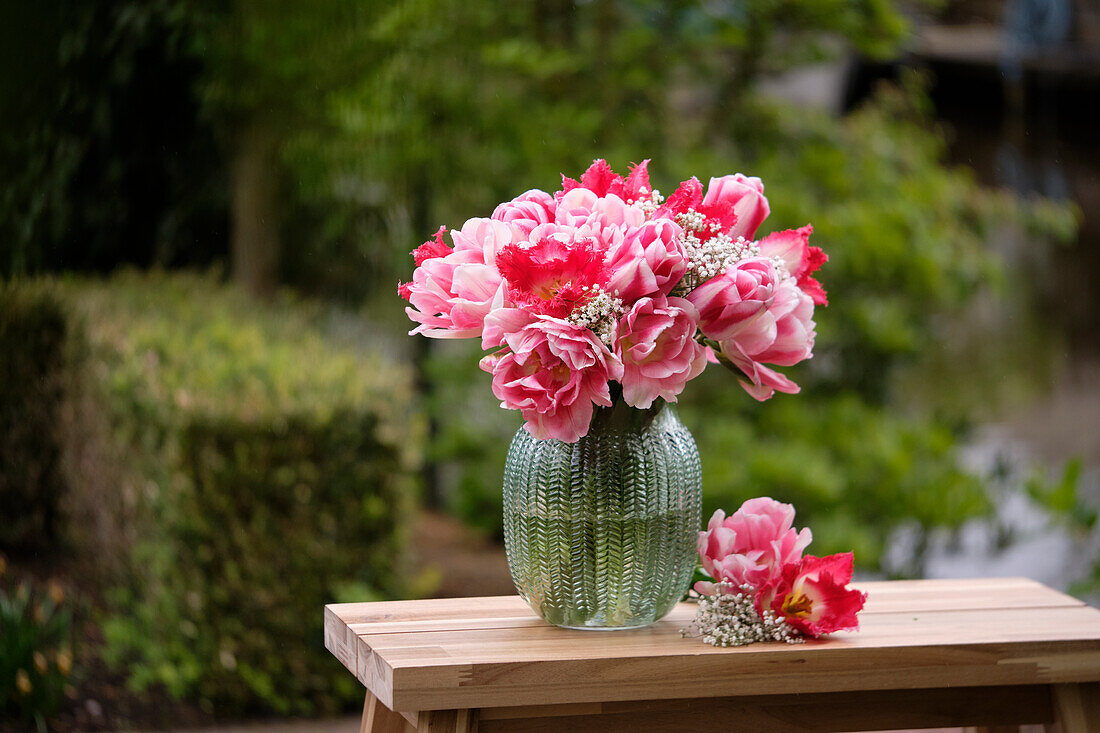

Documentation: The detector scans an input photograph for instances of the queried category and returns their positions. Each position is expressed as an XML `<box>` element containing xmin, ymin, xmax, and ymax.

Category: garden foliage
<box><xmin>0</xmin><ymin>284</ymin><xmax>72</xmax><ymax>553</ymax></box>
<box><xmin>0</xmin><ymin>0</ymin><xmax>1085</xmax><ymax>713</ymax></box>
<box><xmin>423</xmin><ymin>80</ymin><xmax>1076</xmax><ymax>576</ymax></box>
<box><xmin>4</xmin><ymin>273</ymin><xmax>420</xmax><ymax>714</ymax></box>
<box><xmin>0</xmin><ymin>571</ymin><xmax>74</xmax><ymax>733</ymax></box>
<box><xmin>266</xmin><ymin>2</ymin><xmax>1073</xmax><ymax>579</ymax></box>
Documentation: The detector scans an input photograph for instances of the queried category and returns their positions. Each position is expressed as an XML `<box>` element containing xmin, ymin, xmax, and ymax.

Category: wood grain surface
<box><xmin>325</xmin><ymin>577</ymin><xmax>1100</xmax><ymax>715</ymax></box>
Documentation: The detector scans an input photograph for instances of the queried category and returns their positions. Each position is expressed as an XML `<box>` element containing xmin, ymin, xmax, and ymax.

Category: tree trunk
<box><xmin>231</xmin><ymin>124</ymin><xmax>279</xmax><ymax>297</ymax></box>
<box><xmin>409</xmin><ymin>177</ymin><xmax>442</xmax><ymax>508</ymax></box>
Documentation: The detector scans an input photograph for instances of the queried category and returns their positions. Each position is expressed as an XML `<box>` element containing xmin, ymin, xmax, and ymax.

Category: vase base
<box><xmin>555</xmin><ymin>620</ymin><xmax>659</xmax><ymax>631</ymax></box>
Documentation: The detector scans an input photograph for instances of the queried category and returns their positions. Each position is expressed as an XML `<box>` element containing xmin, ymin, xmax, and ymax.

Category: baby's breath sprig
<box><xmin>681</xmin><ymin>582</ymin><xmax>803</xmax><ymax>647</ymax></box>
<box><xmin>672</xmin><ymin>209</ymin><xmax>760</xmax><ymax>293</ymax></box>
<box><xmin>626</xmin><ymin>187</ymin><xmax>665</xmax><ymax>218</ymax></box>
<box><xmin>568</xmin><ymin>285</ymin><xmax>625</xmax><ymax>346</ymax></box>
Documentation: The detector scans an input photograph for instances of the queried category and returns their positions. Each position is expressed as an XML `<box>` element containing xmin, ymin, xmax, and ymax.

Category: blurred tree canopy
<box><xmin>2</xmin><ymin>0</ymin><xmax>914</xmax><ymax>296</ymax></box>
<box><xmin>0</xmin><ymin>0</ymin><xmax>1077</xmax><ymax>575</ymax></box>
<box><xmin>0</xmin><ymin>1</ymin><xmax>223</xmax><ymax>277</ymax></box>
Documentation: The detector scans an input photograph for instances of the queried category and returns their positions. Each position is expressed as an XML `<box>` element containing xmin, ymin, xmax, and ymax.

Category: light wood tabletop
<box><xmin>324</xmin><ymin>577</ymin><xmax>1100</xmax><ymax>732</ymax></box>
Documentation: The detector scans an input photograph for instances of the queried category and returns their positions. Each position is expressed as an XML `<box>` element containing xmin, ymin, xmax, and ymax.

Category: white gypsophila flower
<box><xmin>567</xmin><ymin>285</ymin><xmax>625</xmax><ymax>346</ymax></box>
<box><xmin>681</xmin><ymin>582</ymin><xmax>803</xmax><ymax>647</ymax></box>
<box><xmin>671</xmin><ymin>207</ymin><xmax>803</xmax><ymax>293</ymax></box>
<box><xmin>627</xmin><ymin>187</ymin><xmax>665</xmax><ymax>218</ymax></box>
<box><xmin>770</xmin><ymin>255</ymin><xmax>790</xmax><ymax>279</ymax></box>
<box><xmin>677</xmin><ymin>211</ymin><xmax>747</xmax><ymax>278</ymax></box>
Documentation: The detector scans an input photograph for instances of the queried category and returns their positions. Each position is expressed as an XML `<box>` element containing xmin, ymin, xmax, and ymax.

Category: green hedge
<box><xmin>5</xmin><ymin>272</ymin><xmax>420</xmax><ymax>714</ymax></box>
<box><xmin>102</xmin><ymin>410</ymin><xmax>412</xmax><ymax>714</ymax></box>
<box><xmin>0</xmin><ymin>284</ymin><xmax>72</xmax><ymax>553</ymax></box>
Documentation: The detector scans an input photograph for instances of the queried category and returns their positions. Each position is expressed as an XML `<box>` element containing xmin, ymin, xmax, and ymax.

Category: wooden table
<box><xmin>324</xmin><ymin>577</ymin><xmax>1100</xmax><ymax>732</ymax></box>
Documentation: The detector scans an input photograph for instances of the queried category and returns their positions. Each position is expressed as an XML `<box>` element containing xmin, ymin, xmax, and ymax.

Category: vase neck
<box><xmin>588</xmin><ymin>393</ymin><xmax>669</xmax><ymax>435</ymax></box>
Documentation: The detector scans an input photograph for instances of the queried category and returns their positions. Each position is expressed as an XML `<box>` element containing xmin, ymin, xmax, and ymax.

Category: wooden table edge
<box><xmin>325</xmin><ymin>579</ymin><xmax>1100</xmax><ymax>732</ymax></box>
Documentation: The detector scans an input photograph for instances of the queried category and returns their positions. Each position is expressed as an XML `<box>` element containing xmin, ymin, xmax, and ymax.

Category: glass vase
<box><xmin>502</xmin><ymin>398</ymin><xmax>702</xmax><ymax>629</ymax></box>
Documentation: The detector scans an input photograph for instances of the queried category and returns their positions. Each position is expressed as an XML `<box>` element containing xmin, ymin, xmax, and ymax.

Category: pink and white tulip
<box><xmin>757</xmin><ymin>225</ymin><xmax>828</xmax><ymax>305</ymax></box>
<box><xmin>400</xmin><ymin>219</ymin><xmax>511</xmax><ymax>338</ymax></box>
<box><xmin>717</xmin><ymin>278</ymin><xmax>816</xmax><ymax>400</ymax></box>
<box><xmin>491</xmin><ymin>189</ymin><xmax>557</xmax><ymax>241</ymax></box>
<box><xmin>401</xmin><ymin>253</ymin><xmax>504</xmax><ymax>339</ymax></box>
<box><xmin>450</xmin><ymin>217</ymin><xmax>515</xmax><ymax>262</ymax></box>
<box><xmin>702</xmin><ymin>174</ymin><xmax>771</xmax><ymax>241</ymax></box>
<box><xmin>695</xmin><ymin>497</ymin><xmax>812</xmax><ymax>595</ymax></box>
<box><xmin>555</xmin><ymin>188</ymin><xmax>643</xmax><ymax>231</ymax></box>
<box><xmin>685</xmin><ymin>257</ymin><xmax>779</xmax><ymax>345</ymax></box>
<box><xmin>480</xmin><ymin>313</ymin><xmax>623</xmax><ymax>442</ymax></box>
<box><xmin>616</xmin><ymin>296</ymin><xmax>707</xmax><ymax>408</ymax></box>
<box><xmin>606</xmin><ymin>219</ymin><xmax>688</xmax><ymax>302</ymax></box>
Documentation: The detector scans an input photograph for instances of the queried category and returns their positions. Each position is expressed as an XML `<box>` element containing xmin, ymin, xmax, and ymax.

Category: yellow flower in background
<box><xmin>33</xmin><ymin>651</ymin><xmax>48</xmax><ymax>675</ymax></box>
<box><xmin>48</xmin><ymin>580</ymin><xmax>65</xmax><ymax>605</ymax></box>
<box><xmin>57</xmin><ymin>649</ymin><xmax>73</xmax><ymax>677</ymax></box>
<box><xmin>16</xmin><ymin>669</ymin><xmax>32</xmax><ymax>695</ymax></box>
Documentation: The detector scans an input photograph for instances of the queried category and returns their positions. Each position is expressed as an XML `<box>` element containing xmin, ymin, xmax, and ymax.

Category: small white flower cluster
<box><xmin>681</xmin><ymin>583</ymin><xmax>803</xmax><ymax>647</ymax></box>
<box><xmin>684</xmin><ymin>232</ymin><xmax>759</xmax><ymax>285</ymax></box>
<box><xmin>769</xmin><ymin>255</ymin><xmax>790</xmax><ymax>279</ymax></box>
<box><xmin>627</xmin><ymin>186</ymin><xmax>665</xmax><ymax>218</ymax></box>
<box><xmin>568</xmin><ymin>285</ymin><xmax>625</xmax><ymax>345</ymax></box>
<box><xmin>672</xmin><ymin>208</ymin><xmax>763</xmax><ymax>294</ymax></box>
<box><xmin>675</xmin><ymin>209</ymin><xmax>708</xmax><ymax>232</ymax></box>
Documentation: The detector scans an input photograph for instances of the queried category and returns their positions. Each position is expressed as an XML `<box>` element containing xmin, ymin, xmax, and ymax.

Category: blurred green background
<box><xmin>2</xmin><ymin>0</ymin><xmax>1098</xmax><ymax>729</ymax></box>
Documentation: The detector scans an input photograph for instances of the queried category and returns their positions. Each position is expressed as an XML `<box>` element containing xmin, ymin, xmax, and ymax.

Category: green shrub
<box><xmin>53</xmin><ymin>271</ymin><xmax>420</xmax><ymax>715</ymax></box>
<box><xmin>0</xmin><ymin>566</ymin><xmax>75</xmax><ymax>733</ymax></box>
<box><xmin>0</xmin><ymin>283</ymin><xmax>72</xmax><ymax>553</ymax></box>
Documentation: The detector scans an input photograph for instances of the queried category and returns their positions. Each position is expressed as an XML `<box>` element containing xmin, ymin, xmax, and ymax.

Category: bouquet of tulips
<box><xmin>400</xmin><ymin>159</ymin><xmax>828</xmax><ymax>443</ymax></box>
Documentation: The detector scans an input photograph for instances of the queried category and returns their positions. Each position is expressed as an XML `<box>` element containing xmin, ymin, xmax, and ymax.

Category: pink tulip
<box><xmin>757</xmin><ymin>225</ymin><xmax>828</xmax><ymax>305</ymax></box>
<box><xmin>616</xmin><ymin>295</ymin><xmax>707</xmax><ymax>408</ymax></box>
<box><xmin>494</xmin><ymin>223</ymin><xmax>610</xmax><ymax>319</ymax></box>
<box><xmin>702</xmin><ymin>174</ymin><xmax>771</xmax><ymax>241</ymax></box>
<box><xmin>450</xmin><ymin>217</ymin><xmax>514</xmax><ymax>262</ymax></box>
<box><xmin>694</xmin><ymin>498</ymin><xmax>812</xmax><ymax>594</ymax></box>
<box><xmin>685</xmin><ymin>257</ymin><xmax>779</xmax><ymax>344</ymax></box>
<box><xmin>749</xmin><ymin>279</ymin><xmax>815</xmax><ymax>367</ymax></box>
<box><xmin>555</xmin><ymin>188</ymin><xmax>643</xmax><ymax>231</ymax></box>
<box><xmin>491</xmin><ymin>189</ymin><xmax>557</xmax><ymax>241</ymax></box>
<box><xmin>606</xmin><ymin>219</ymin><xmax>688</xmax><ymax>303</ymax></box>
<box><xmin>717</xmin><ymin>278</ymin><xmax>815</xmax><ymax>400</ymax></box>
<box><xmin>755</xmin><ymin>553</ymin><xmax>867</xmax><ymax>637</ymax></box>
<box><xmin>401</xmin><ymin>250</ymin><xmax>503</xmax><ymax>339</ymax></box>
<box><xmin>400</xmin><ymin>218</ymin><xmax>512</xmax><ymax>339</ymax></box>
<box><xmin>479</xmin><ymin>313</ymin><xmax>623</xmax><ymax>442</ymax></box>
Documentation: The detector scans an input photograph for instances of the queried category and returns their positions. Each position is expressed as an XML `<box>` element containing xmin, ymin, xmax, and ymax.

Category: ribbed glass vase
<box><xmin>502</xmin><ymin>398</ymin><xmax>702</xmax><ymax>629</ymax></box>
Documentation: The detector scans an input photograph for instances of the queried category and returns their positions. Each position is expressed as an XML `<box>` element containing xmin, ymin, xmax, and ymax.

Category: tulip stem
<box><xmin>696</xmin><ymin>334</ymin><xmax>746</xmax><ymax>381</ymax></box>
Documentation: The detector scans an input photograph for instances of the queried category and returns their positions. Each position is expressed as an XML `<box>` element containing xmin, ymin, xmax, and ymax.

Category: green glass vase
<box><xmin>502</xmin><ymin>398</ymin><xmax>702</xmax><ymax>629</ymax></box>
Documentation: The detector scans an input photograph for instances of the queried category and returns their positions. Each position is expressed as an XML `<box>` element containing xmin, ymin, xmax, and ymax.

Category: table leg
<box><xmin>416</xmin><ymin>708</ymin><xmax>477</xmax><ymax>732</ymax></box>
<box><xmin>1053</xmin><ymin>683</ymin><xmax>1100</xmax><ymax>733</ymax></box>
<box><xmin>362</xmin><ymin>689</ymin><xmax>416</xmax><ymax>733</ymax></box>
